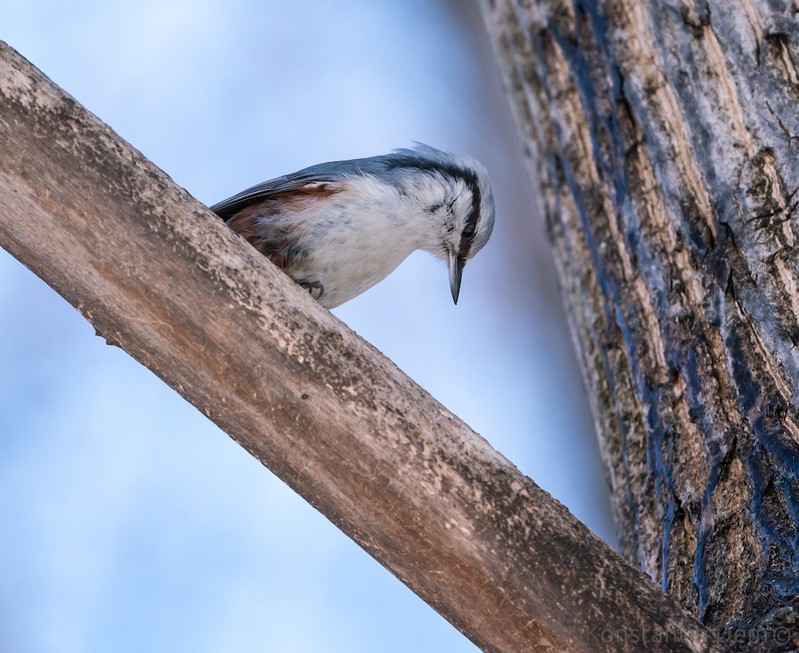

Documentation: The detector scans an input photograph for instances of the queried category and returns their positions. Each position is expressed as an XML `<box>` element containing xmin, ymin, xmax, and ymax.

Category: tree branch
<box><xmin>0</xmin><ymin>41</ymin><xmax>723</xmax><ymax>652</ymax></box>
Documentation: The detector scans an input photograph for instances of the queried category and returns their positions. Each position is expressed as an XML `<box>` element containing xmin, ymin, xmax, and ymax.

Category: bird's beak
<box><xmin>448</xmin><ymin>250</ymin><xmax>464</xmax><ymax>304</ymax></box>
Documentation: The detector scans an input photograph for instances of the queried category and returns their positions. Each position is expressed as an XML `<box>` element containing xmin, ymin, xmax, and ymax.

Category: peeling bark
<box><xmin>481</xmin><ymin>0</ymin><xmax>799</xmax><ymax>649</ymax></box>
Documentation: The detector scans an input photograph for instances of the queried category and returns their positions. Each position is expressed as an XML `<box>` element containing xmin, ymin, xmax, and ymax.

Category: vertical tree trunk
<box><xmin>481</xmin><ymin>0</ymin><xmax>799</xmax><ymax>649</ymax></box>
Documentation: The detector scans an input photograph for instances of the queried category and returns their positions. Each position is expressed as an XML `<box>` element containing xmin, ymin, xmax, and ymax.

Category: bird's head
<box><xmin>380</xmin><ymin>143</ymin><xmax>496</xmax><ymax>303</ymax></box>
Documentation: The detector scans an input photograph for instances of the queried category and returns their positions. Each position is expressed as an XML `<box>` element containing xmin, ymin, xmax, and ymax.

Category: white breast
<box><xmin>280</xmin><ymin>176</ymin><xmax>439</xmax><ymax>308</ymax></box>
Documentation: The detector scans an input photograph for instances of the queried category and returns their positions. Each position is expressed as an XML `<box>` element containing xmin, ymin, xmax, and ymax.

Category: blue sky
<box><xmin>1</xmin><ymin>2</ymin><xmax>616</xmax><ymax>651</ymax></box>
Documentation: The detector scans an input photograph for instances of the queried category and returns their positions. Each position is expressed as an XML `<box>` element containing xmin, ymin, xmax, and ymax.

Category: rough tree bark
<box><xmin>480</xmin><ymin>0</ymin><xmax>799</xmax><ymax>650</ymax></box>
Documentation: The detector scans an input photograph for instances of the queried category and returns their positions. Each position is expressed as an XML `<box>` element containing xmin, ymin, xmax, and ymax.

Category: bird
<box><xmin>210</xmin><ymin>143</ymin><xmax>495</xmax><ymax>308</ymax></box>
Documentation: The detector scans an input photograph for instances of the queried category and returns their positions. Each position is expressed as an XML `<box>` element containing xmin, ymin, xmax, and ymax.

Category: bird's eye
<box><xmin>463</xmin><ymin>225</ymin><xmax>476</xmax><ymax>238</ymax></box>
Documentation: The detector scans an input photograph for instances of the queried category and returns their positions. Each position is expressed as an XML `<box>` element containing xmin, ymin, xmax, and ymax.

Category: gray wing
<box><xmin>209</xmin><ymin>157</ymin><xmax>395</xmax><ymax>219</ymax></box>
<box><xmin>209</xmin><ymin>145</ymin><xmax>443</xmax><ymax>219</ymax></box>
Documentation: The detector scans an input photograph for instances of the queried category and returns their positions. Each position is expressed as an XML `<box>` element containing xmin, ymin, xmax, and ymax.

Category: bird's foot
<box><xmin>296</xmin><ymin>278</ymin><xmax>325</xmax><ymax>301</ymax></box>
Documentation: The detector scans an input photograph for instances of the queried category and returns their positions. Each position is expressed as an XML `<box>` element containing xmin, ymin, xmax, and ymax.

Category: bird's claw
<box><xmin>296</xmin><ymin>278</ymin><xmax>325</xmax><ymax>301</ymax></box>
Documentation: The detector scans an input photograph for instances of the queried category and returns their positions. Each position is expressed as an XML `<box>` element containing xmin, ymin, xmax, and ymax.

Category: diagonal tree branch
<box><xmin>0</xmin><ymin>41</ymin><xmax>723</xmax><ymax>652</ymax></box>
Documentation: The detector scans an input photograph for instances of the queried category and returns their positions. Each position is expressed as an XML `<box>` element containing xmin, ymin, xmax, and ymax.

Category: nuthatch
<box><xmin>211</xmin><ymin>143</ymin><xmax>495</xmax><ymax>308</ymax></box>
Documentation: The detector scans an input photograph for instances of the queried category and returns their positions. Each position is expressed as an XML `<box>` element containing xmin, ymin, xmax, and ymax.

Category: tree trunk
<box><xmin>481</xmin><ymin>0</ymin><xmax>799</xmax><ymax>649</ymax></box>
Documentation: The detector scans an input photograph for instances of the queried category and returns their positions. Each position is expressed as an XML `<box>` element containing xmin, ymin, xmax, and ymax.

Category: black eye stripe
<box><xmin>458</xmin><ymin>174</ymin><xmax>480</xmax><ymax>258</ymax></box>
<box><xmin>385</xmin><ymin>156</ymin><xmax>481</xmax><ymax>257</ymax></box>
